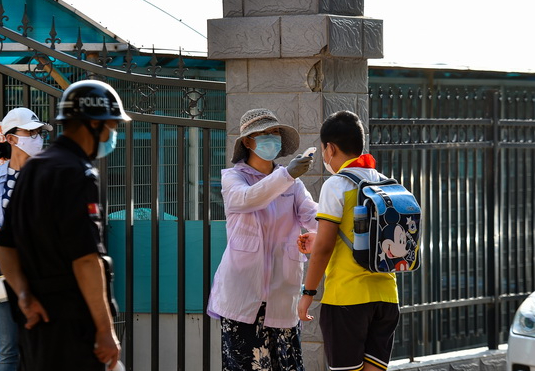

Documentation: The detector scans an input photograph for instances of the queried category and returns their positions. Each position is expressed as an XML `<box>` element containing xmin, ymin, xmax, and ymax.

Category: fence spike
<box><xmin>18</xmin><ymin>3</ymin><xmax>33</xmax><ymax>37</ymax></box>
<box><xmin>174</xmin><ymin>48</ymin><xmax>188</xmax><ymax>79</ymax></box>
<box><xmin>122</xmin><ymin>43</ymin><xmax>137</xmax><ymax>74</ymax></box>
<box><xmin>73</xmin><ymin>27</ymin><xmax>86</xmax><ymax>60</ymax></box>
<box><xmin>147</xmin><ymin>45</ymin><xmax>161</xmax><ymax>77</ymax></box>
<box><xmin>45</xmin><ymin>16</ymin><xmax>61</xmax><ymax>50</ymax></box>
<box><xmin>98</xmin><ymin>36</ymin><xmax>112</xmax><ymax>68</ymax></box>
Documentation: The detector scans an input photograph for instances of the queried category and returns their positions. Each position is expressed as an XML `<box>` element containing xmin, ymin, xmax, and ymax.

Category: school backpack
<box><xmin>336</xmin><ymin>171</ymin><xmax>422</xmax><ymax>273</ymax></box>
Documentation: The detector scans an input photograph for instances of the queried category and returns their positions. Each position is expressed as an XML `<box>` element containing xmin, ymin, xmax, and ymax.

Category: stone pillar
<box><xmin>208</xmin><ymin>1</ymin><xmax>382</xmax><ymax>369</ymax></box>
<box><xmin>208</xmin><ymin>0</ymin><xmax>382</xmax><ymax>200</ymax></box>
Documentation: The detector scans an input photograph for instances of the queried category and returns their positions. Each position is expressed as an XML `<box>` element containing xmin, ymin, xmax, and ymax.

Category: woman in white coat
<box><xmin>207</xmin><ymin>108</ymin><xmax>318</xmax><ymax>371</ymax></box>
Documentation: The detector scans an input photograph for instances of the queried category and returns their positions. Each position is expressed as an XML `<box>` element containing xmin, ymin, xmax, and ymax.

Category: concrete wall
<box><xmin>125</xmin><ymin>314</ymin><xmax>326</xmax><ymax>370</ymax></box>
<box><xmin>123</xmin><ymin>314</ymin><xmax>222</xmax><ymax>371</ymax></box>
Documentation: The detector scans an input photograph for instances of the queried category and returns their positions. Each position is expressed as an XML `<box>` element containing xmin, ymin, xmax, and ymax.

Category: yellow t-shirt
<box><xmin>317</xmin><ymin>159</ymin><xmax>398</xmax><ymax>305</ymax></box>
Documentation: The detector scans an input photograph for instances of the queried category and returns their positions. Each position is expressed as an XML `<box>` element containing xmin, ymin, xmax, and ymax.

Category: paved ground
<box><xmin>389</xmin><ymin>345</ymin><xmax>507</xmax><ymax>371</ymax></box>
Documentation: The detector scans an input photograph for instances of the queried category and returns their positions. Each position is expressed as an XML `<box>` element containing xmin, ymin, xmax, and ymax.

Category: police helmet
<box><xmin>56</xmin><ymin>80</ymin><xmax>131</xmax><ymax>122</ymax></box>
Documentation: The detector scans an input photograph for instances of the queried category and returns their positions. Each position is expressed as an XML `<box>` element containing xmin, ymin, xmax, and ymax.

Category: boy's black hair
<box><xmin>320</xmin><ymin>110</ymin><xmax>364</xmax><ymax>156</ymax></box>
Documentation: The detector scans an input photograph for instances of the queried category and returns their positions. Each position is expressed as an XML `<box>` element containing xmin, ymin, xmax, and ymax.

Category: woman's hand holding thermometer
<box><xmin>288</xmin><ymin>147</ymin><xmax>316</xmax><ymax>178</ymax></box>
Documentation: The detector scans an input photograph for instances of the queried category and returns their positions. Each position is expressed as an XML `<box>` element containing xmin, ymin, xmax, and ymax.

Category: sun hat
<box><xmin>1</xmin><ymin>107</ymin><xmax>53</xmax><ymax>135</ymax></box>
<box><xmin>231</xmin><ymin>108</ymin><xmax>300</xmax><ymax>163</ymax></box>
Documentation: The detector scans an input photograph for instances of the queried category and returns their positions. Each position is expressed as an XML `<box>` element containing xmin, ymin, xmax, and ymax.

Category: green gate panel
<box><xmin>107</xmin><ymin>220</ymin><xmax>227</xmax><ymax>314</ymax></box>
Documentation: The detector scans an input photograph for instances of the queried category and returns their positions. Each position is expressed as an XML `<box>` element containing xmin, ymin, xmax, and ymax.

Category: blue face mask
<box><xmin>251</xmin><ymin>134</ymin><xmax>282</xmax><ymax>161</ymax></box>
<box><xmin>96</xmin><ymin>125</ymin><xmax>117</xmax><ymax>159</ymax></box>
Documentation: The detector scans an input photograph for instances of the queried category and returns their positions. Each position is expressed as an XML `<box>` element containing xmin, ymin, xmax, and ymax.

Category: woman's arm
<box><xmin>222</xmin><ymin>167</ymin><xmax>295</xmax><ymax>213</ymax></box>
<box><xmin>293</xmin><ymin>179</ymin><xmax>318</xmax><ymax>232</ymax></box>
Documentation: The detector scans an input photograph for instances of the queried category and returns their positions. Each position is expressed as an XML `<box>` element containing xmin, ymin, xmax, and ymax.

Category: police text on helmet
<box><xmin>79</xmin><ymin>97</ymin><xmax>110</xmax><ymax>108</ymax></box>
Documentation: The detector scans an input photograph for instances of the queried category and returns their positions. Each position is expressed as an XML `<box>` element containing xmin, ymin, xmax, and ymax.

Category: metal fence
<box><xmin>369</xmin><ymin>87</ymin><xmax>535</xmax><ymax>360</ymax></box>
<box><xmin>0</xmin><ymin>8</ymin><xmax>226</xmax><ymax>370</ymax></box>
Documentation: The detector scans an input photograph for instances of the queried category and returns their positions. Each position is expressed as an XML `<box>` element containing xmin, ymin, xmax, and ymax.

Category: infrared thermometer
<box><xmin>303</xmin><ymin>147</ymin><xmax>317</xmax><ymax>158</ymax></box>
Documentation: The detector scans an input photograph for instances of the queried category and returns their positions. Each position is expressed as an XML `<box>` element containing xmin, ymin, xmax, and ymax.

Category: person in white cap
<box><xmin>207</xmin><ymin>108</ymin><xmax>318</xmax><ymax>371</ymax></box>
<box><xmin>0</xmin><ymin>107</ymin><xmax>52</xmax><ymax>371</ymax></box>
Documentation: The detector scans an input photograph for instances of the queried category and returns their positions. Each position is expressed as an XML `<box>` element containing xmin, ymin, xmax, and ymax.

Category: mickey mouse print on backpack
<box><xmin>337</xmin><ymin>172</ymin><xmax>422</xmax><ymax>273</ymax></box>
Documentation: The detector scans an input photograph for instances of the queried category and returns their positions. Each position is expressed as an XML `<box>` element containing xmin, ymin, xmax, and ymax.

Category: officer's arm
<box><xmin>0</xmin><ymin>246</ymin><xmax>49</xmax><ymax>328</ymax></box>
<box><xmin>72</xmin><ymin>252</ymin><xmax>120</xmax><ymax>368</ymax></box>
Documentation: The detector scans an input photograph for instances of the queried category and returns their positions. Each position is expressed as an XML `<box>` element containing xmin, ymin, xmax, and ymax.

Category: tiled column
<box><xmin>208</xmin><ymin>2</ymin><xmax>382</xmax><ymax>369</ymax></box>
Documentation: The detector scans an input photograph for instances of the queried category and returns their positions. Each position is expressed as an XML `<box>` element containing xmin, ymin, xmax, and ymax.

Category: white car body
<box><xmin>507</xmin><ymin>292</ymin><xmax>535</xmax><ymax>371</ymax></box>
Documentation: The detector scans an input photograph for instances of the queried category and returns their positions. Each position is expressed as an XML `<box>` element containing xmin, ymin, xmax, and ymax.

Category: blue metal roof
<box><xmin>2</xmin><ymin>0</ymin><xmax>121</xmax><ymax>44</ymax></box>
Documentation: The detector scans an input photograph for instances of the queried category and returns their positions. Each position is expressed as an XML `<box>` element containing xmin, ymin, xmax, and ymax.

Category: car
<box><xmin>507</xmin><ymin>291</ymin><xmax>535</xmax><ymax>371</ymax></box>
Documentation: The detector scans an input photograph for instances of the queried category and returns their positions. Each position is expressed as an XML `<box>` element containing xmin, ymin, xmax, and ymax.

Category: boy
<box><xmin>297</xmin><ymin>111</ymin><xmax>399</xmax><ymax>371</ymax></box>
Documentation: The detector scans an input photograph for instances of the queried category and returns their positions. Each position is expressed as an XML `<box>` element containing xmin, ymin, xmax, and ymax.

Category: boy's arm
<box><xmin>297</xmin><ymin>219</ymin><xmax>339</xmax><ymax>321</ymax></box>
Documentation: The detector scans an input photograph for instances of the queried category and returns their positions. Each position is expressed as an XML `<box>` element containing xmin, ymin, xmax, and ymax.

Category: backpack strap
<box><xmin>335</xmin><ymin>171</ymin><xmax>363</xmax><ymax>251</ymax></box>
<box><xmin>337</xmin><ymin>171</ymin><xmax>389</xmax><ymax>184</ymax></box>
<box><xmin>337</xmin><ymin>229</ymin><xmax>353</xmax><ymax>250</ymax></box>
<box><xmin>336</xmin><ymin>171</ymin><xmax>363</xmax><ymax>186</ymax></box>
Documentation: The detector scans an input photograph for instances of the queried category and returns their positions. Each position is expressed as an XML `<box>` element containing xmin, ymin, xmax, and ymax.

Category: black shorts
<box><xmin>319</xmin><ymin>302</ymin><xmax>400</xmax><ymax>371</ymax></box>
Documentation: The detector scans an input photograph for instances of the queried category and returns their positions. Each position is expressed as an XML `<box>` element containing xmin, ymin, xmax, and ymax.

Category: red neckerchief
<box><xmin>343</xmin><ymin>154</ymin><xmax>376</xmax><ymax>169</ymax></box>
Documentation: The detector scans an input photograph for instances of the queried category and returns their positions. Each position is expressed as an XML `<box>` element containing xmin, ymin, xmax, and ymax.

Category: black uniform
<box><xmin>0</xmin><ymin>135</ymin><xmax>107</xmax><ymax>371</ymax></box>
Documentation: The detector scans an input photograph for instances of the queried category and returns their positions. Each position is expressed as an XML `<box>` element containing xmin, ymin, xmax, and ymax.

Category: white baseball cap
<box><xmin>1</xmin><ymin>107</ymin><xmax>53</xmax><ymax>135</ymax></box>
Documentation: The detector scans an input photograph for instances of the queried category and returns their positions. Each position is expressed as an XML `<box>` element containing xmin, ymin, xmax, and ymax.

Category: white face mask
<box><xmin>13</xmin><ymin>135</ymin><xmax>44</xmax><ymax>157</ymax></box>
<box><xmin>322</xmin><ymin>147</ymin><xmax>336</xmax><ymax>175</ymax></box>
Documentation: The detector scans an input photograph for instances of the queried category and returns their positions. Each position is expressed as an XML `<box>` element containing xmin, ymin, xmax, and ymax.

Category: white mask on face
<box><xmin>13</xmin><ymin>135</ymin><xmax>44</xmax><ymax>157</ymax></box>
<box><xmin>322</xmin><ymin>146</ymin><xmax>336</xmax><ymax>175</ymax></box>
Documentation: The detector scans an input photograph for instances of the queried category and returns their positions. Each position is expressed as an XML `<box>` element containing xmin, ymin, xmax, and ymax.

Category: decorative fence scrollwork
<box><xmin>0</xmin><ymin>1</ymin><xmax>225</xmax><ymax>124</ymax></box>
<box><xmin>369</xmin><ymin>85</ymin><xmax>535</xmax><ymax>120</ymax></box>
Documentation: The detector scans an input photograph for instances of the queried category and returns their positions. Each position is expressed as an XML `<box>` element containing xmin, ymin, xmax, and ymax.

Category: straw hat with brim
<box><xmin>231</xmin><ymin>108</ymin><xmax>300</xmax><ymax>164</ymax></box>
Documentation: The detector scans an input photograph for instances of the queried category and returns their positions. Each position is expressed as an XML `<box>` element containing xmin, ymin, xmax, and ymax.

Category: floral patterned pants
<box><xmin>220</xmin><ymin>303</ymin><xmax>304</xmax><ymax>371</ymax></box>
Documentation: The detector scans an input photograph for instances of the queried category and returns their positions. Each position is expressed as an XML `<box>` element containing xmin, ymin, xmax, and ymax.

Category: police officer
<box><xmin>0</xmin><ymin>80</ymin><xmax>130</xmax><ymax>371</ymax></box>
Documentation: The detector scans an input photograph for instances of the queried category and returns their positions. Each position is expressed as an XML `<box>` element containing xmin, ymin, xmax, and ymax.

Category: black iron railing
<box><xmin>370</xmin><ymin>91</ymin><xmax>534</xmax><ymax>360</ymax></box>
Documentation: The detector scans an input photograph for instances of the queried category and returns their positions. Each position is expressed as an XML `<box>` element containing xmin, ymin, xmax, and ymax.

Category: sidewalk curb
<box><xmin>389</xmin><ymin>348</ymin><xmax>506</xmax><ymax>371</ymax></box>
